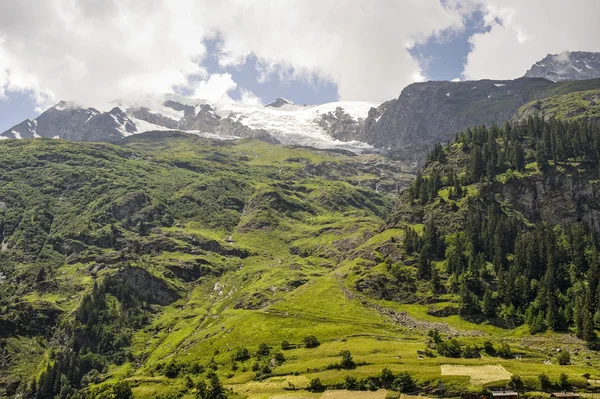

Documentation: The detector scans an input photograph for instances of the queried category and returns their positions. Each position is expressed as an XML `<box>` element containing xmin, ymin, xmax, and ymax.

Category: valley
<box><xmin>3</xmin><ymin>52</ymin><xmax>600</xmax><ymax>399</ymax></box>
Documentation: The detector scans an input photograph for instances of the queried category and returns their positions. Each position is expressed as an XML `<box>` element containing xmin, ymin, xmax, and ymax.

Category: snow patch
<box><xmin>494</xmin><ymin>83</ymin><xmax>506</xmax><ymax>87</ymax></box>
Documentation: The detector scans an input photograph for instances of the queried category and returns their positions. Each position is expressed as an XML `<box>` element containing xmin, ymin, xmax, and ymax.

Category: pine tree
<box><xmin>417</xmin><ymin>246</ymin><xmax>431</xmax><ymax>280</ymax></box>
<box><xmin>535</xmin><ymin>142</ymin><xmax>549</xmax><ymax>172</ymax></box>
<box><xmin>482</xmin><ymin>287</ymin><xmax>496</xmax><ymax>318</ymax></box>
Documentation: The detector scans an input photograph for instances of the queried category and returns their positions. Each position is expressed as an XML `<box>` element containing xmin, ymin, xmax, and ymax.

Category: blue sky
<box><xmin>0</xmin><ymin>10</ymin><xmax>487</xmax><ymax>132</ymax></box>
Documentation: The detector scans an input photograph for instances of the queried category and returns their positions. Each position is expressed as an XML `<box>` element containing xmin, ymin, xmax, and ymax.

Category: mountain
<box><xmin>516</xmin><ymin>89</ymin><xmax>600</xmax><ymax>124</ymax></box>
<box><xmin>1</xmin><ymin>101</ymin><xmax>135</xmax><ymax>141</ymax></box>
<box><xmin>5</xmin><ymin>56</ymin><xmax>600</xmax><ymax>167</ymax></box>
<box><xmin>3</xmin><ymin>117</ymin><xmax>600</xmax><ymax>397</ymax></box>
<box><xmin>524</xmin><ymin>51</ymin><xmax>600</xmax><ymax>82</ymax></box>
<box><xmin>264</xmin><ymin>97</ymin><xmax>295</xmax><ymax>107</ymax></box>
<box><xmin>0</xmin><ymin>133</ymin><xmax>415</xmax><ymax>398</ymax></box>
<box><xmin>1</xmin><ymin>97</ymin><xmax>378</xmax><ymax>153</ymax></box>
<box><xmin>362</xmin><ymin>78</ymin><xmax>600</xmax><ymax>166</ymax></box>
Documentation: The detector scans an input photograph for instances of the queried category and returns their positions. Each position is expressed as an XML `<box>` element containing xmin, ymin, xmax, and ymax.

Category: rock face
<box><xmin>4</xmin><ymin>52</ymin><xmax>600</xmax><ymax>163</ymax></box>
<box><xmin>496</xmin><ymin>167</ymin><xmax>600</xmax><ymax>229</ymax></box>
<box><xmin>116</xmin><ymin>267</ymin><xmax>179</xmax><ymax>306</ymax></box>
<box><xmin>363</xmin><ymin>78</ymin><xmax>558</xmax><ymax>166</ymax></box>
<box><xmin>265</xmin><ymin>97</ymin><xmax>294</xmax><ymax>108</ymax></box>
<box><xmin>524</xmin><ymin>51</ymin><xmax>600</xmax><ymax>82</ymax></box>
<box><xmin>1</xmin><ymin>102</ymin><xmax>136</xmax><ymax>141</ymax></box>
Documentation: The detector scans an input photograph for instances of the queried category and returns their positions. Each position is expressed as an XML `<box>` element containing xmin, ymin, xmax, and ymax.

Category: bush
<box><xmin>539</xmin><ymin>373</ymin><xmax>551</xmax><ymax>389</ymax></box>
<box><xmin>234</xmin><ymin>347</ymin><xmax>250</xmax><ymax>361</ymax></box>
<box><xmin>281</xmin><ymin>340</ymin><xmax>292</xmax><ymax>350</ymax></box>
<box><xmin>428</xmin><ymin>329</ymin><xmax>442</xmax><ymax>344</ymax></box>
<box><xmin>497</xmin><ymin>343</ymin><xmax>513</xmax><ymax>359</ymax></box>
<box><xmin>307</xmin><ymin>377</ymin><xmax>325</xmax><ymax>392</ymax></box>
<box><xmin>462</xmin><ymin>344</ymin><xmax>480</xmax><ymax>358</ymax></box>
<box><xmin>273</xmin><ymin>351</ymin><xmax>285</xmax><ymax>364</ymax></box>
<box><xmin>392</xmin><ymin>371</ymin><xmax>416</xmax><ymax>393</ymax></box>
<box><xmin>557</xmin><ymin>350</ymin><xmax>570</xmax><ymax>365</ymax></box>
<box><xmin>257</xmin><ymin>343</ymin><xmax>270</xmax><ymax>357</ymax></box>
<box><xmin>559</xmin><ymin>373</ymin><xmax>570</xmax><ymax>390</ymax></box>
<box><xmin>344</xmin><ymin>375</ymin><xmax>359</xmax><ymax>390</ymax></box>
<box><xmin>112</xmin><ymin>381</ymin><xmax>133</xmax><ymax>399</ymax></box>
<box><xmin>437</xmin><ymin>339</ymin><xmax>462</xmax><ymax>358</ymax></box>
<box><xmin>164</xmin><ymin>361</ymin><xmax>181</xmax><ymax>378</ymax></box>
<box><xmin>380</xmin><ymin>368</ymin><xmax>395</xmax><ymax>388</ymax></box>
<box><xmin>303</xmin><ymin>335</ymin><xmax>320</xmax><ymax>348</ymax></box>
<box><xmin>510</xmin><ymin>374</ymin><xmax>523</xmax><ymax>389</ymax></box>
<box><xmin>340</xmin><ymin>350</ymin><xmax>356</xmax><ymax>369</ymax></box>
<box><xmin>483</xmin><ymin>340</ymin><xmax>495</xmax><ymax>355</ymax></box>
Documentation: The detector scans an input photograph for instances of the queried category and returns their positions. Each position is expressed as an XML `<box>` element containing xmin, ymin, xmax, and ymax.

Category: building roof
<box><xmin>490</xmin><ymin>391</ymin><xmax>519</xmax><ymax>397</ymax></box>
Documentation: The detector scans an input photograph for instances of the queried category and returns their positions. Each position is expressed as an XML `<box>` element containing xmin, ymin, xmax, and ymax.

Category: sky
<box><xmin>1</xmin><ymin>0</ymin><xmax>600</xmax><ymax>131</ymax></box>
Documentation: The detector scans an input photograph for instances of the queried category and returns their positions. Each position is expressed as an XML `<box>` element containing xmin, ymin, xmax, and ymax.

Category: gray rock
<box><xmin>524</xmin><ymin>51</ymin><xmax>600</xmax><ymax>82</ymax></box>
<box><xmin>265</xmin><ymin>97</ymin><xmax>294</xmax><ymax>108</ymax></box>
<box><xmin>1</xmin><ymin>102</ymin><xmax>137</xmax><ymax>142</ymax></box>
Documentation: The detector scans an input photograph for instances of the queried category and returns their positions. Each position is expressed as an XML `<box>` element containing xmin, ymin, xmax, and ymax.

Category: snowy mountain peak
<box><xmin>1</xmin><ymin>96</ymin><xmax>379</xmax><ymax>153</ymax></box>
<box><xmin>265</xmin><ymin>98</ymin><xmax>295</xmax><ymax>108</ymax></box>
<box><xmin>524</xmin><ymin>51</ymin><xmax>600</xmax><ymax>82</ymax></box>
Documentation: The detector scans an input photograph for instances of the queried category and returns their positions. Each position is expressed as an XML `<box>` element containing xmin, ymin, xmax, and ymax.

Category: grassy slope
<box><xmin>0</xmin><ymin>133</ymin><xmax>598</xmax><ymax>399</ymax></box>
<box><xmin>517</xmin><ymin>89</ymin><xmax>600</xmax><ymax>123</ymax></box>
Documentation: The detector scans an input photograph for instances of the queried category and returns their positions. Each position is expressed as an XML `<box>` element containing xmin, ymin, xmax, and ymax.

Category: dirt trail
<box><xmin>336</xmin><ymin>274</ymin><xmax>484</xmax><ymax>337</ymax></box>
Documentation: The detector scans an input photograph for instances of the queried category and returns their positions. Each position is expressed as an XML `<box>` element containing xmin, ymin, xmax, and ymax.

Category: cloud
<box><xmin>462</xmin><ymin>1</ymin><xmax>600</xmax><ymax>80</ymax></box>
<box><xmin>205</xmin><ymin>0</ymin><xmax>466</xmax><ymax>101</ymax></box>
<box><xmin>192</xmin><ymin>73</ymin><xmax>237</xmax><ymax>102</ymax></box>
<box><xmin>0</xmin><ymin>0</ymin><xmax>207</xmax><ymax>109</ymax></box>
<box><xmin>0</xmin><ymin>0</ymin><xmax>469</xmax><ymax>108</ymax></box>
<box><xmin>239</xmin><ymin>89</ymin><xmax>263</xmax><ymax>106</ymax></box>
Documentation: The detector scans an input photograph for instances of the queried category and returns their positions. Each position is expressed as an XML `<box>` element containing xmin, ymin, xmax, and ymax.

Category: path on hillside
<box><xmin>335</xmin><ymin>274</ymin><xmax>485</xmax><ymax>337</ymax></box>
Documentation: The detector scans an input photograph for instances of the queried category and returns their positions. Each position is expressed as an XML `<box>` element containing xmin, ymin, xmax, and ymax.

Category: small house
<box><xmin>550</xmin><ymin>393</ymin><xmax>580</xmax><ymax>399</ymax></box>
<box><xmin>490</xmin><ymin>390</ymin><xmax>519</xmax><ymax>399</ymax></box>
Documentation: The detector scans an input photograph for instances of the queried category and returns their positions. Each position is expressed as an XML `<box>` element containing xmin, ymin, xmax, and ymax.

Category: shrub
<box><xmin>234</xmin><ymin>347</ymin><xmax>250</xmax><ymax>361</ymax></box>
<box><xmin>281</xmin><ymin>340</ymin><xmax>292</xmax><ymax>350</ymax></box>
<box><xmin>392</xmin><ymin>371</ymin><xmax>416</xmax><ymax>393</ymax></box>
<box><xmin>257</xmin><ymin>343</ymin><xmax>270</xmax><ymax>357</ymax></box>
<box><xmin>557</xmin><ymin>350</ymin><xmax>570</xmax><ymax>365</ymax></box>
<box><xmin>497</xmin><ymin>343</ymin><xmax>513</xmax><ymax>359</ymax></box>
<box><xmin>428</xmin><ymin>329</ymin><xmax>442</xmax><ymax>344</ymax></box>
<box><xmin>344</xmin><ymin>375</ymin><xmax>359</xmax><ymax>390</ymax></box>
<box><xmin>462</xmin><ymin>344</ymin><xmax>480</xmax><ymax>358</ymax></box>
<box><xmin>483</xmin><ymin>340</ymin><xmax>495</xmax><ymax>355</ymax></box>
<box><xmin>437</xmin><ymin>339</ymin><xmax>462</xmax><ymax>358</ymax></box>
<box><xmin>510</xmin><ymin>374</ymin><xmax>523</xmax><ymax>389</ymax></box>
<box><xmin>559</xmin><ymin>373</ymin><xmax>570</xmax><ymax>390</ymax></box>
<box><xmin>380</xmin><ymin>368</ymin><xmax>395</xmax><ymax>388</ymax></box>
<box><xmin>538</xmin><ymin>373</ymin><xmax>551</xmax><ymax>389</ymax></box>
<box><xmin>307</xmin><ymin>377</ymin><xmax>325</xmax><ymax>392</ymax></box>
<box><xmin>303</xmin><ymin>335</ymin><xmax>320</xmax><ymax>348</ymax></box>
<box><xmin>112</xmin><ymin>381</ymin><xmax>133</xmax><ymax>399</ymax></box>
<box><xmin>163</xmin><ymin>361</ymin><xmax>181</xmax><ymax>378</ymax></box>
<box><xmin>273</xmin><ymin>351</ymin><xmax>285</xmax><ymax>364</ymax></box>
<box><xmin>188</xmin><ymin>362</ymin><xmax>204</xmax><ymax>374</ymax></box>
<box><xmin>340</xmin><ymin>350</ymin><xmax>356</xmax><ymax>369</ymax></box>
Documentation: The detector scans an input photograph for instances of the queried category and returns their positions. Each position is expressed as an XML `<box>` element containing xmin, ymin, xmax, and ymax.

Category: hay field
<box><xmin>441</xmin><ymin>364</ymin><xmax>512</xmax><ymax>384</ymax></box>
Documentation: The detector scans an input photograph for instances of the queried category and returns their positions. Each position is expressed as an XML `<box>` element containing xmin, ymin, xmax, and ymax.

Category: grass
<box><xmin>3</xmin><ymin>133</ymin><xmax>600</xmax><ymax>398</ymax></box>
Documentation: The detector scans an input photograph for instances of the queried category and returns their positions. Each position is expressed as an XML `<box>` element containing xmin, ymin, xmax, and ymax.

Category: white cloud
<box><xmin>192</xmin><ymin>73</ymin><xmax>238</xmax><ymax>102</ymax></box>
<box><xmin>0</xmin><ymin>0</ymin><xmax>207</xmax><ymax>109</ymax></box>
<box><xmin>463</xmin><ymin>1</ymin><xmax>600</xmax><ymax>80</ymax></box>
<box><xmin>204</xmin><ymin>0</ymin><xmax>466</xmax><ymax>101</ymax></box>
<box><xmin>239</xmin><ymin>89</ymin><xmax>263</xmax><ymax>106</ymax></box>
<box><xmin>0</xmin><ymin>0</ymin><xmax>469</xmax><ymax>109</ymax></box>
